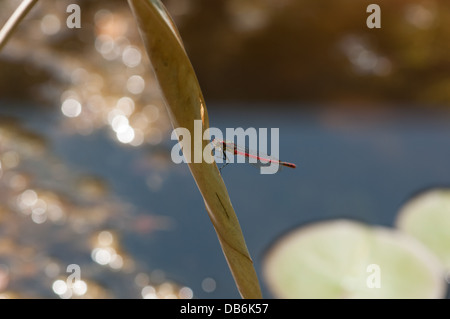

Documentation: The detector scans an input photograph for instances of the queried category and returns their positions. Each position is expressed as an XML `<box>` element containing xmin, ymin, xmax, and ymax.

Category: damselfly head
<box><xmin>211</xmin><ymin>138</ymin><xmax>227</xmax><ymax>148</ymax></box>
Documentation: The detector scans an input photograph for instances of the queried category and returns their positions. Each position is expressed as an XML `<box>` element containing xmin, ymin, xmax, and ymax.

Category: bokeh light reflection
<box><xmin>61</xmin><ymin>99</ymin><xmax>82</xmax><ymax>118</ymax></box>
<box><xmin>0</xmin><ymin>0</ymin><xmax>186</xmax><ymax>299</ymax></box>
<box><xmin>40</xmin><ymin>14</ymin><xmax>61</xmax><ymax>36</ymax></box>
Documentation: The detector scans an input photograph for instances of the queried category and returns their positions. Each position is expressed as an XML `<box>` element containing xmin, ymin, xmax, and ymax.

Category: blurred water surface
<box><xmin>1</xmin><ymin>102</ymin><xmax>450</xmax><ymax>298</ymax></box>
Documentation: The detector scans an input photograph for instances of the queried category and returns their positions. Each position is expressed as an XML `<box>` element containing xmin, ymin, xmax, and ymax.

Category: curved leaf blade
<box><xmin>127</xmin><ymin>0</ymin><xmax>262</xmax><ymax>298</ymax></box>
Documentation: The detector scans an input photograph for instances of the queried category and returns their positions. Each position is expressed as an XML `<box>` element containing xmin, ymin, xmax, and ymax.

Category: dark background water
<box><xmin>4</xmin><ymin>103</ymin><xmax>450</xmax><ymax>298</ymax></box>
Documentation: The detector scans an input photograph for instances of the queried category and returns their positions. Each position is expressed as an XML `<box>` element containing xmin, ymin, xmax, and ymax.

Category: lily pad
<box><xmin>396</xmin><ymin>189</ymin><xmax>450</xmax><ymax>271</ymax></box>
<box><xmin>263</xmin><ymin>220</ymin><xmax>446</xmax><ymax>298</ymax></box>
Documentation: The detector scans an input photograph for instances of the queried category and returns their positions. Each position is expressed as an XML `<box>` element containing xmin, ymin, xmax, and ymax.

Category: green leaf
<box><xmin>127</xmin><ymin>0</ymin><xmax>261</xmax><ymax>298</ymax></box>
<box><xmin>396</xmin><ymin>189</ymin><xmax>450</xmax><ymax>271</ymax></box>
<box><xmin>263</xmin><ymin>220</ymin><xmax>446</xmax><ymax>298</ymax></box>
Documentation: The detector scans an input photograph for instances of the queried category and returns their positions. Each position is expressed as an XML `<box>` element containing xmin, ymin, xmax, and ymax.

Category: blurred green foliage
<box><xmin>173</xmin><ymin>0</ymin><xmax>450</xmax><ymax>104</ymax></box>
<box><xmin>2</xmin><ymin>0</ymin><xmax>450</xmax><ymax>105</ymax></box>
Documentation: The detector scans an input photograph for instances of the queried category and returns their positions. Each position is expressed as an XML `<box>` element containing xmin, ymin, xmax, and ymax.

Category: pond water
<box><xmin>1</xmin><ymin>102</ymin><xmax>450</xmax><ymax>298</ymax></box>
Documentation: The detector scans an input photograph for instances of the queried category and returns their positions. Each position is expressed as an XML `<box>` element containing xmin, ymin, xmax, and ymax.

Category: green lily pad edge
<box><xmin>263</xmin><ymin>219</ymin><xmax>447</xmax><ymax>299</ymax></box>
